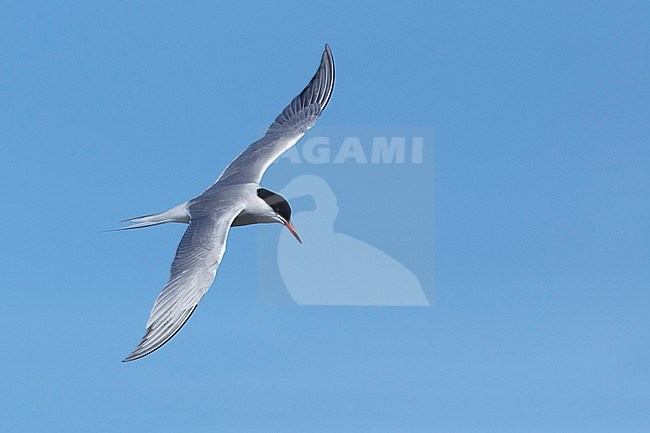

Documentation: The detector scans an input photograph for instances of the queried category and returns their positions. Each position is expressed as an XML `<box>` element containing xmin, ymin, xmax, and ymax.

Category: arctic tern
<box><xmin>119</xmin><ymin>44</ymin><xmax>334</xmax><ymax>361</ymax></box>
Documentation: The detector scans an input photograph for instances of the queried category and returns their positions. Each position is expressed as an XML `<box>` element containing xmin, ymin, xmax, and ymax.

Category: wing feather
<box><xmin>215</xmin><ymin>44</ymin><xmax>335</xmax><ymax>186</ymax></box>
<box><xmin>123</xmin><ymin>203</ymin><xmax>243</xmax><ymax>362</ymax></box>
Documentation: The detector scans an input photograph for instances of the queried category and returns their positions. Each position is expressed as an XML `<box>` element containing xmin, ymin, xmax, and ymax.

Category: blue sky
<box><xmin>1</xmin><ymin>1</ymin><xmax>649</xmax><ymax>432</ymax></box>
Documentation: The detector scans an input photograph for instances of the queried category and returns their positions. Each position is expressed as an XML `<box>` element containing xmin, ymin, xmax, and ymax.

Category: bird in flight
<box><xmin>119</xmin><ymin>44</ymin><xmax>335</xmax><ymax>362</ymax></box>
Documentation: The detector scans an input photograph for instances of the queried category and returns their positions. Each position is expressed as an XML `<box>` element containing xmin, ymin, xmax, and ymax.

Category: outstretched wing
<box><xmin>215</xmin><ymin>44</ymin><xmax>335</xmax><ymax>186</ymax></box>
<box><xmin>123</xmin><ymin>203</ymin><xmax>243</xmax><ymax>362</ymax></box>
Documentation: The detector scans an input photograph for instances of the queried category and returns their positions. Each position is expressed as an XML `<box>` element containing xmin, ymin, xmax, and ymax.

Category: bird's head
<box><xmin>257</xmin><ymin>188</ymin><xmax>302</xmax><ymax>243</ymax></box>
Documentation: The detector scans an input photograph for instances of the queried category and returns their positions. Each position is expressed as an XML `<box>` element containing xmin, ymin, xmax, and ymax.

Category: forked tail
<box><xmin>114</xmin><ymin>202</ymin><xmax>190</xmax><ymax>230</ymax></box>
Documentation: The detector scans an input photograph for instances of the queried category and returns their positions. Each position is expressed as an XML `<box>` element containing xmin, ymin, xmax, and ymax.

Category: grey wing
<box><xmin>215</xmin><ymin>44</ymin><xmax>335</xmax><ymax>186</ymax></box>
<box><xmin>123</xmin><ymin>204</ymin><xmax>243</xmax><ymax>362</ymax></box>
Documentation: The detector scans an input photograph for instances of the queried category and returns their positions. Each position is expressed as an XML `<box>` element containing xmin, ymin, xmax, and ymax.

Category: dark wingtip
<box><xmin>121</xmin><ymin>306</ymin><xmax>198</xmax><ymax>363</ymax></box>
<box><xmin>319</xmin><ymin>43</ymin><xmax>335</xmax><ymax>110</ymax></box>
<box><xmin>122</xmin><ymin>349</ymin><xmax>142</xmax><ymax>362</ymax></box>
<box><xmin>268</xmin><ymin>42</ymin><xmax>335</xmax><ymax>132</ymax></box>
<box><xmin>323</xmin><ymin>43</ymin><xmax>333</xmax><ymax>67</ymax></box>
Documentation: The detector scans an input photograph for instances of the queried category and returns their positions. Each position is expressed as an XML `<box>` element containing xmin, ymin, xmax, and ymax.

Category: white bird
<box><xmin>118</xmin><ymin>45</ymin><xmax>335</xmax><ymax>362</ymax></box>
